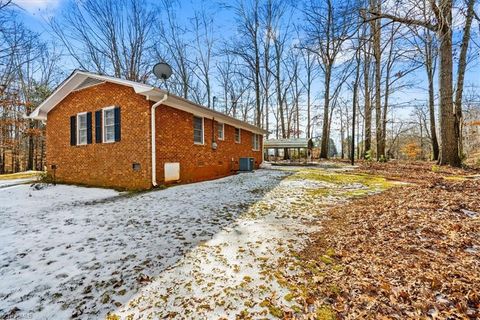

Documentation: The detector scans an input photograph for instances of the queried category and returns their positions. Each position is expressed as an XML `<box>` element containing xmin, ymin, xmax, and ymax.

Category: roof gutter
<box><xmin>151</xmin><ymin>93</ymin><xmax>168</xmax><ymax>187</ymax></box>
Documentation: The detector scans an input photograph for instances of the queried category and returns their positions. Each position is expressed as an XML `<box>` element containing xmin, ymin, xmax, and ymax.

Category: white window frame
<box><xmin>193</xmin><ymin>116</ymin><xmax>204</xmax><ymax>145</ymax></box>
<box><xmin>102</xmin><ymin>106</ymin><xmax>116</xmax><ymax>143</ymax></box>
<box><xmin>76</xmin><ymin>112</ymin><xmax>88</xmax><ymax>146</ymax></box>
<box><xmin>235</xmin><ymin>128</ymin><xmax>241</xmax><ymax>143</ymax></box>
<box><xmin>252</xmin><ymin>133</ymin><xmax>260</xmax><ymax>151</ymax></box>
<box><xmin>217</xmin><ymin>122</ymin><xmax>224</xmax><ymax>140</ymax></box>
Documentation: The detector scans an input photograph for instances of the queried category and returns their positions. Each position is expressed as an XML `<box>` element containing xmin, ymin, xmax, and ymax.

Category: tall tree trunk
<box><xmin>320</xmin><ymin>65</ymin><xmax>332</xmax><ymax>159</ymax></box>
<box><xmin>352</xmin><ymin>77</ymin><xmax>359</xmax><ymax>165</ymax></box>
<box><xmin>27</xmin><ymin>135</ymin><xmax>34</xmax><ymax>170</ymax></box>
<box><xmin>422</xmin><ymin>11</ymin><xmax>440</xmax><ymax>161</ymax></box>
<box><xmin>382</xmin><ymin>75</ymin><xmax>390</xmax><ymax>160</ymax></box>
<box><xmin>306</xmin><ymin>64</ymin><xmax>312</xmax><ymax>139</ymax></box>
<box><xmin>363</xmin><ymin>37</ymin><xmax>372</xmax><ymax>156</ymax></box>
<box><xmin>427</xmin><ymin>65</ymin><xmax>439</xmax><ymax>160</ymax></box>
<box><xmin>370</xmin><ymin>0</ymin><xmax>383</xmax><ymax>160</ymax></box>
<box><xmin>437</xmin><ymin>0</ymin><xmax>460</xmax><ymax>166</ymax></box>
<box><xmin>340</xmin><ymin>108</ymin><xmax>345</xmax><ymax>159</ymax></box>
<box><xmin>0</xmin><ymin>148</ymin><xmax>4</xmax><ymax>174</ymax></box>
<box><xmin>454</xmin><ymin>0</ymin><xmax>475</xmax><ymax>159</ymax></box>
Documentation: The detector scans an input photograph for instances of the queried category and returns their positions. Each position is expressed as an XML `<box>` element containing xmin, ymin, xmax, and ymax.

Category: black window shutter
<box><xmin>114</xmin><ymin>106</ymin><xmax>121</xmax><ymax>142</ymax></box>
<box><xmin>95</xmin><ymin>110</ymin><xmax>102</xmax><ymax>143</ymax></box>
<box><xmin>70</xmin><ymin>115</ymin><xmax>76</xmax><ymax>146</ymax></box>
<box><xmin>86</xmin><ymin>112</ymin><xmax>93</xmax><ymax>144</ymax></box>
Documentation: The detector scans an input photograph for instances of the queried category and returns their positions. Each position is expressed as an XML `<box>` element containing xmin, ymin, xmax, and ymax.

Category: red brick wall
<box><xmin>46</xmin><ymin>82</ymin><xmax>263</xmax><ymax>190</ymax></box>
<box><xmin>155</xmin><ymin>103</ymin><xmax>263</xmax><ymax>184</ymax></box>
<box><xmin>46</xmin><ymin>82</ymin><xmax>152</xmax><ymax>190</ymax></box>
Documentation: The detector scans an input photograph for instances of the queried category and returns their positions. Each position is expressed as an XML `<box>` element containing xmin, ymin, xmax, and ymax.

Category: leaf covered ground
<box><xmin>288</xmin><ymin>161</ymin><xmax>480</xmax><ymax>319</ymax></box>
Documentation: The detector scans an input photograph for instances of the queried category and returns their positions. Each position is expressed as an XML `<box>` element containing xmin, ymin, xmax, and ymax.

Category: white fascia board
<box><xmin>29</xmin><ymin>70</ymin><xmax>89</xmax><ymax>120</ymax></box>
<box><xmin>29</xmin><ymin>70</ymin><xmax>154</xmax><ymax>121</ymax></box>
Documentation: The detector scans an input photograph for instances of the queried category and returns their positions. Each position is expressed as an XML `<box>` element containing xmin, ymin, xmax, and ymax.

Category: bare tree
<box><xmin>454</xmin><ymin>0</ymin><xmax>477</xmax><ymax>158</ymax></box>
<box><xmin>298</xmin><ymin>46</ymin><xmax>319</xmax><ymax>139</ymax></box>
<box><xmin>361</xmin><ymin>20</ymin><xmax>373</xmax><ymax>157</ymax></box>
<box><xmin>408</xmin><ymin>9</ymin><xmax>440</xmax><ymax>160</ymax></box>
<box><xmin>50</xmin><ymin>0</ymin><xmax>155</xmax><ymax>82</ymax></box>
<box><xmin>0</xmin><ymin>5</ymin><xmax>59</xmax><ymax>173</ymax></box>
<box><xmin>228</xmin><ymin>0</ymin><xmax>263</xmax><ymax>127</ymax></box>
<box><xmin>190</xmin><ymin>5</ymin><xmax>216</xmax><ymax>107</ymax></box>
<box><xmin>366</xmin><ymin>0</ymin><xmax>464</xmax><ymax>166</ymax></box>
<box><xmin>154</xmin><ymin>1</ymin><xmax>193</xmax><ymax>99</ymax></box>
<box><xmin>304</xmin><ymin>0</ymin><xmax>358</xmax><ymax>158</ymax></box>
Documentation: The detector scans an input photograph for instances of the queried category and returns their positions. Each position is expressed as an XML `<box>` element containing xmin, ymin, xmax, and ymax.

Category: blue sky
<box><xmin>12</xmin><ymin>0</ymin><xmax>480</xmax><ymax>122</ymax></box>
<box><xmin>14</xmin><ymin>0</ymin><xmax>237</xmax><ymax>41</ymax></box>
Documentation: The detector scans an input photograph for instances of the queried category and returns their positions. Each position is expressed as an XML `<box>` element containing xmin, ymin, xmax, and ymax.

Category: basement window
<box><xmin>193</xmin><ymin>116</ymin><xmax>204</xmax><ymax>144</ymax></box>
<box><xmin>77</xmin><ymin>112</ymin><xmax>87</xmax><ymax>145</ymax></box>
<box><xmin>235</xmin><ymin>128</ymin><xmax>241</xmax><ymax>143</ymax></box>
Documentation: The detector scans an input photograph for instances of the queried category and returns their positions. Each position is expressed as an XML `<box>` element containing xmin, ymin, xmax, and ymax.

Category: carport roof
<box><xmin>263</xmin><ymin>138</ymin><xmax>313</xmax><ymax>149</ymax></box>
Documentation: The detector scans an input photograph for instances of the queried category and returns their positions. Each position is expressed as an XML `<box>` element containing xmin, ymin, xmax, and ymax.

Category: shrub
<box><xmin>365</xmin><ymin>150</ymin><xmax>373</xmax><ymax>161</ymax></box>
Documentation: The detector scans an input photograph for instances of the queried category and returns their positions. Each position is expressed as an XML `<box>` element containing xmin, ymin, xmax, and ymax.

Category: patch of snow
<box><xmin>0</xmin><ymin>170</ymin><xmax>291</xmax><ymax>318</ymax></box>
<box><xmin>0</xmin><ymin>166</ymin><xmax>366</xmax><ymax>319</ymax></box>
<box><xmin>0</xmin><ymin>178</ymin><xmax>37</xmax><ymax>189</ymax></box>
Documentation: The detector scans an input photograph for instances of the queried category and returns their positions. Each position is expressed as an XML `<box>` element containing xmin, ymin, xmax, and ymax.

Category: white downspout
<box><xmin>151</xmin><ymin>94</ymin><xmax>168</xmax><ymax>187</ymax></box>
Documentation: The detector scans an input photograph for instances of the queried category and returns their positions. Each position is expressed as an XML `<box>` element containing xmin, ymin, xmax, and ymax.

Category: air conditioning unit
<box><xmin>239</xmin><ymin>157</ymin><xmax>254</xmax><ymax>172</ymax></box>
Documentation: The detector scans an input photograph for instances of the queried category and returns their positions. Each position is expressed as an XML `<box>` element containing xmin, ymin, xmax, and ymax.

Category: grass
<box><xmin>0</xmin><ymin>171</ymin><xmax>42</xmax><ymax>181</ymax></box>
<box><xmin>290</xmin><ymin>169</ymin><xmax>394</xmax><ymax>189</ymax></box>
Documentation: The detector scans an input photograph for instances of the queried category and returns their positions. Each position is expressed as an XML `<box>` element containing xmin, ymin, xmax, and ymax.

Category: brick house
<box><xmin>29</xmin><ymin>70</ymin><xmax>266</xmax><ymax>190</ymax></box>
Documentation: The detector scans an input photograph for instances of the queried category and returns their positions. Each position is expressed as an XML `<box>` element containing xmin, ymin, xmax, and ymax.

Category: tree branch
<box><xmin>362</xmin><ymin>9</ymin><xmax>438</xmax><ymax>32</ymax></box>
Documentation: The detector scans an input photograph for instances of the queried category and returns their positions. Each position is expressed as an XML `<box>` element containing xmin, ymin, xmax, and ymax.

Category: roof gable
<box><xmin>29</xmin><ymin>70</ymin><xmax>267</xmax><ymax>135</ymax></box>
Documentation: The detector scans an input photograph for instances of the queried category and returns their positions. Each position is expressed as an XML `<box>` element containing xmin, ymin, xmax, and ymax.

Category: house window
<box><xmin>77</xmin><ymin>112</ymin><xmax>87</xmax><ymax>145</ymax></box>
<box><xmin>235</xmin><ymin>128</ymin><xmax>241</xmax><ymax>143</ymax></box>
<box><xmin>217</xmin><ymin>122</ymin><xmax>224</xmax><ymax>140</ymax></box>
<box><xmin>193</xmin><ymin>116</ymin><xmax>204</xmax><ymax>144</ymax></box>
<box><xmin>252</xmin><ymin>134</ymin><xmax>261</xmax><ymax>151</ymax></box>
<box><xmin>103</xmin><ymin>107</ymin><xmax>115</xmax><ymax>143</ymax></box>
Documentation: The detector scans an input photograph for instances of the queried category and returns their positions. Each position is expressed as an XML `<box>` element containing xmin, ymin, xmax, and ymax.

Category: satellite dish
<box><xmin>153</xmin><ymin>62</ymin><xmax>173</xmax><ymax>80</ymax></box>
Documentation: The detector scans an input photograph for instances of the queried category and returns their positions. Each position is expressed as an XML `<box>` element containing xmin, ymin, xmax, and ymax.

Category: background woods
<box><xmin>1</xmin><ymin>0</ymin><xmax>479</xmax><ymax>173</ymax></box>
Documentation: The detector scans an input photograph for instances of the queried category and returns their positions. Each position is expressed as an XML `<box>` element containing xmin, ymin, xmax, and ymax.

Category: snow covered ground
<box><xmin>0</xmin><ymin>178</ymin><xmax>36</xmax><ymax>188</ymax></box>
<box><xmin>0</xmin><ymin>166</ymin><xmax>384</xmax><ymax>319</ymax></box>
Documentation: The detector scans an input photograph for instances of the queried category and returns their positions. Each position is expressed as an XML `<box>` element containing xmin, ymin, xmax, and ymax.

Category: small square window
<box><xmin>132</xmin><ymin>163</ymin><xmax>141</xmax><ymax>171</ymax></box>
<box><xmin>235</xmin><ymin>128</ymin><xmax>241</xmax><ymax>143</ymax></box>
<box><xmin>193</xmin><ymin>116</ymin><xmax>204</xmax><ymax>144</ymax></box>
<box><xmin>217</xmin><ymin>122</ymin><xmax>224</xmax><ymax>140</ymax></box>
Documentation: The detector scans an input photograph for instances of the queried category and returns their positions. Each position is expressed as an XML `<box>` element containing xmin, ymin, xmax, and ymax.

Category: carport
<box><xmin>264</xmin><ymin>138</ymin><xmax>314</xmax><ymax>163</ymax></box>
